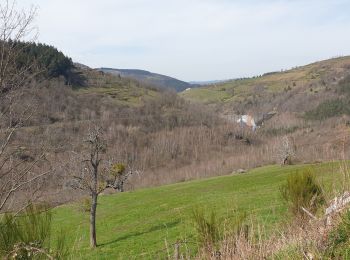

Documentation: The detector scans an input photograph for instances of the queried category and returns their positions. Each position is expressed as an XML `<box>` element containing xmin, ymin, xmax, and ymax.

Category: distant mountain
<box><xmin>189</xmin><ymin>79</ymin><xmax>230</xmax><ymax>85</ymax></box>
<box><xmin>74</xmin><ymin>62</ymin><xmax>91</xmax><ymax>70</ymax></box>
<box><xmin>98</xmin><ymin>68</ymin><xmax>192</xmax><ymax>92</ymax></box>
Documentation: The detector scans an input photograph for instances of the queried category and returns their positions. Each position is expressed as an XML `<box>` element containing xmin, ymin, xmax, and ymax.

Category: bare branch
<box><xmin>0</xmin><ymin>169</ymin><xmax>51</xmax><ymax>211</ymax></box>
<box><xmin>0</xmin><ymin>0</ymin><xmax>51</xmax><ymax>213</ymax></box>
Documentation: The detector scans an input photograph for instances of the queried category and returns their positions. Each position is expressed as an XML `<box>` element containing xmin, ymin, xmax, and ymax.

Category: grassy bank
<box><xmin>51</xmin><ymin>162</ymin><xmax>343</xmax><ymax>259</ymax></box>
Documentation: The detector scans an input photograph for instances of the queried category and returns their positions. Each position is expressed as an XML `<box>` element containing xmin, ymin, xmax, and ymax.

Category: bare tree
<box><xmin>0</xmin><ymin>1</ymin><xmax>52</xmax><ymax>213</ymax></box>
<box><xmin>72</xmin><ymin>127</ymin><xmax>135</xmax><ymax>248</ymax></box>
<box><xmin>276</xmin><ymin>136</ymin><xmax>296</xmax><ymax>165</ymax></box>
<box><xmin>0</xmin><ymin>0</ymin><xmax>38</xmax><ymax>94</ymax></box>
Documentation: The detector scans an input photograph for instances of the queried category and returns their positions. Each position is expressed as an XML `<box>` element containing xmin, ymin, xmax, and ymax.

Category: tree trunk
<box><xmin>90</xmin><ymin>192</ymin><xmax>98</xmax><ymax>248</ymax></box>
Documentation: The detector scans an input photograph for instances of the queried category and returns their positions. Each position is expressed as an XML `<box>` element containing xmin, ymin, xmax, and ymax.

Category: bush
<box><xmin>326</xmin><ymin>210</ymin><xmax>350</xmax><ymax>258</ymax></box>
<box><xmin>280</xmin><ymin>169</ymin><xmax>325</xmax><ymax>218</ymax></box>
<box><xmin>192</xmin><ymin>208</ymin><xmax>246</xmax><ymax>252</ymax></box>
<box><xmin>192</xmin><ymin>208</ymin><xmax>221</xmax><ymax>251</ymax></box>
<box><xmin>80</xmin><ymin>197</ymin><xmax>92</xmax><ymax>213</ymax></box>
<box><xmin>263</xmin><ymin>126</ymin><xmax>299</xmax><ymax>136</ymax></box>
<box><xmin>339</xmin><ymin>75</ymin><xmax>350</xmax><ymax>95</ymax></box>
<box><xmin>0</xmin><ymin>204</ymin><xmax>69</xmax><ymax>259</ymax></box>
<box><xmin>304</xmin><ymin>99</ymin><xmax>350</xmax><ymax>120</ymax></box>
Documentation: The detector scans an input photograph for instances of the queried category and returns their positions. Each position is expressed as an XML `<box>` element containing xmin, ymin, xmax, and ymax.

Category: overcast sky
<box><xmin>18</xmin><ymin>0</ymin><xmax>350</xmax><ymax>81</ymax></box>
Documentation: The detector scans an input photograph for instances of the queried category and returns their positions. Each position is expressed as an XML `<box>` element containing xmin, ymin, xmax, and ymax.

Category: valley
<box><xmin>2</xmin><ymin>1</ymin><xmax>350</xmax><ymax>258</ymax></box>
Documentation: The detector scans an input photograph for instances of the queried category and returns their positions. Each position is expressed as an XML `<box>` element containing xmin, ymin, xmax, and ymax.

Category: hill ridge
<box><xmin>181</xmin><ymin>55</ymin><xmax>350</xmax><ymax>113</ymax></box>
<box><xmin>98</xmin><ymin>67</ymin><xmax>193</xmax><ymax>92</ymax></box>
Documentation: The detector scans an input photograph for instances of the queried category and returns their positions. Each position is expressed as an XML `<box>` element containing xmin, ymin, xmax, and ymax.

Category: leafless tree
<box><xmin>0</xmin><ymin>1</ymin><xmax>52</xmax><ymax>213</ymax></box>
<box><xmin>276</xmin><ymin>136</ymin><xmax>296</xmax><ymax>165</ymax></box>
<box><xmin>71</xmin><ymin>126</ymin><xmax>136</xmax><ymax>248</ymax></box>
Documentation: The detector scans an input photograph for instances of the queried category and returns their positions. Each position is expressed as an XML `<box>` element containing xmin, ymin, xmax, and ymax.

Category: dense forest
<box><xmin>7</xmin><ymin>40</ymin><xmax>85</xmax><ymax>85</ymax></box>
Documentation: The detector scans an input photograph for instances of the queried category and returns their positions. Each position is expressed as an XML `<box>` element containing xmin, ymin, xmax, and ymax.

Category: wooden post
<box><xmin>173</xmin><ymin>241</ymin><xmax>179</xmax><ymax>260</ymax></box>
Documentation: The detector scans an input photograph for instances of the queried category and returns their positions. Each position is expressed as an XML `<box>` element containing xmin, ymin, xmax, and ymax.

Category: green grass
<box><xmin>51</xmin><ymin>162</ymin><xmax>344</xmax><ymax>259</ymax></box>
<box><xmin>180</xmin><ymin>88</ymin><xmax>232</xmax><ymax>103</ymax></box>
<box><xmin>181</xmin><ymin>56</ymin><xmax>350</xmax><ymax>104</ymax></box>
<box><xmin>76</xmin><ymin>85</ymin><xmax>159</xmax><ymax>106</ymax></box>
<box><xmin>73</xmin><ymin>68</ymin><xmax>160</xmax><ymax>106</ymax></box>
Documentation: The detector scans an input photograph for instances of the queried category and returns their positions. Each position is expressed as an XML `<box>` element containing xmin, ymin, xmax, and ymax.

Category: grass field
<box><xmin>51</xmin><ymin>162</ymin><xmax>344</xmax><ymax>259</ymax></box>
<box><xmin>76</xmin><ymin>85</ymin><xmax>159</xmax><ymax>106</ymax></box>
<box><xmin>73</xmin><ymin>68</ymin><xmax>160</xmax><ymax>106</ymax></box>
<box><xmin>181</xmin><ymin>56</ymin><xmax>350</xmax><ymax>104</ymax></box>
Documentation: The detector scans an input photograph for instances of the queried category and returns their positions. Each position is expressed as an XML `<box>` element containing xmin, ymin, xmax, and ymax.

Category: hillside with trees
<box><xmin>2</xmin><ymin>1</ymin><xmax>350</xmax><ymax>259</ymax></box>
<box><xmin>3</xmin><ymin>40</ymin><xmax>82</xmax><ymax>83</ymax></box>
<box><xmin>99</xmin><ymin>67</ymin><xmax>194</xmax><ymax>92</ymax></box>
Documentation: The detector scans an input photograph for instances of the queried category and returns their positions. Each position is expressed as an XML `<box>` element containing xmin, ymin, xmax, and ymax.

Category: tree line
<box><xmin>3</xmin><ymin>40</ymin><xmax>86</xmax><ymax>85</ymax></box>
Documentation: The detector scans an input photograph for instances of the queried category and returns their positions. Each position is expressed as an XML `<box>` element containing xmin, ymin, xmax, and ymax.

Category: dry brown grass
<box><xmin>165</xmin><ymin>214</ymin><xmax>341</xmax><ymax>260</ymax></box>
<box><xmin>193</xmin><ymin>156</ymin><xmax>350</xmax><ymax>260</ymax></box>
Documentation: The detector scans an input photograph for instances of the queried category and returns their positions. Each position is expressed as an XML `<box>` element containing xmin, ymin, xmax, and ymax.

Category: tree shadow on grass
<box><xmin>98</xmin><ymin>219</ymin><xmax>181</xmax><ymax>247</ymax></box>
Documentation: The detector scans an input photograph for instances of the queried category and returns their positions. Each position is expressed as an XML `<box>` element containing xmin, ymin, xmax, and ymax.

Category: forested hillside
<box><xmin>6</xmin><ymin>41</ymin><xmax>81</xmax><ymax>83</ymax></box>
<box><xmin>3</xmin><ymin>1</ymin><xmax>350</xmax><ymax>259</ymax></box>
<box><xmin>3</xmin><ymin>41</ymin><xmax>350</xmax><ymax>209</ymax></box>
<box><xmin>99</xmin><ymin>67</ymin><xmax>193</xmax><ymax>92</ymax></box>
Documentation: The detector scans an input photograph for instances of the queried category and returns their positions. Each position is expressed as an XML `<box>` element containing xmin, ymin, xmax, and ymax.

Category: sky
<box><xmin>17</xmin><ymin>0</ymin><xmax>350</xmax><ymax>81</ymax></box>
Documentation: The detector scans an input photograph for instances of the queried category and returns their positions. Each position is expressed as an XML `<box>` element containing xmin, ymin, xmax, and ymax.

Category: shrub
<box><xmin>264</xmin><ymin>126</ymin><xmax>298</xmax><ymax>136</ymax></box>
<box><xmin>304</xmin><ymin>99</ymin><xmax>350</xmax><ymax>120</ymax></box>
<box><xmin>192</xmin><ymin>208</ymin><xmax>221</xmax><ymax>251</ymax></box>
<box><xmin>0</xmin><ymin>204</ymin><xmax>69</xmax><ymax>259</ymax></box>
<box><xmin>276</xmin><ymin>136</ymin><xmax>296</xmax><ymax>165</ymax></box>
<box><xmin>326</xmin><ymin>210</ymin><xmax>350</xmax><ymax>258</ymax></box>
<box><xmin>280</xmin><ymin>169</ymin><xmax>325</xmax><ymax>218</ymax></box>
<box><xmin>192</xmin><ymin>208</ymin><xmax>246</xmax><ymax>252</ymax></box>
<box><xmin>80</xmin><ymin>197</ymin><xmax>92</xmax><ymax>213</ymax></box>
<box><xmin>339</xmin><ymin>75</ymin><xmax>350</xmax><ymax>95</ymax></box>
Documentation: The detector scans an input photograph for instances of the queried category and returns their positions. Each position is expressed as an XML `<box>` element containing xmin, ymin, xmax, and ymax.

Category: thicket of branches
<box><xmin>1</xmin><ymin>0</ymin><xmax>348</xmax><ymax>212</ymax></box>
<box><xmin>0</xmin><ymin>0</ymin><xmax>52</xmax><ymax>213</ymax></box>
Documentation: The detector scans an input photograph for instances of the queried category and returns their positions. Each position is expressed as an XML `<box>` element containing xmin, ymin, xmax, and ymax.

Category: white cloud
<box><xmin>17</xmin><ymin>0</ymin><xmax>350</xmax><ymax>81</ymax></box>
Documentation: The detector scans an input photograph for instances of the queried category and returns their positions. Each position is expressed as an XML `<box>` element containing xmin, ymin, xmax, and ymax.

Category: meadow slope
<box><xmin>181</xmin><ymin>56</ymin><xmax>350</xmax><ymax>107</ymax></box>
<box><xmin>52</xmin><ymin>162</ymin><xmax>343</xmax><ymax>259</ymax></box>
